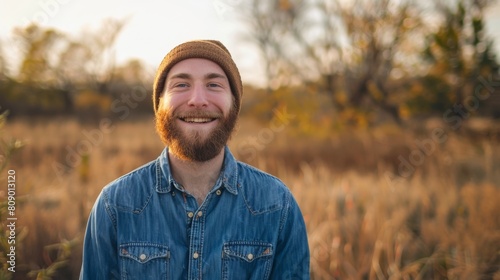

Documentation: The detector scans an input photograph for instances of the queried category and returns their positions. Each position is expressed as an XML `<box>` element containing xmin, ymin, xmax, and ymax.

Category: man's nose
<box><xmin>187</xmin><ymin>83</ymin><xmax>209</xmax><ymax>107</ymax></box>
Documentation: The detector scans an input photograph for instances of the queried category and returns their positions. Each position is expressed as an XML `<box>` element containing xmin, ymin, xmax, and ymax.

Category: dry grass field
<box><xmin>2</xmin><ymin>116</ymin><xmax>500</xmax><ymax>279</ymax></box>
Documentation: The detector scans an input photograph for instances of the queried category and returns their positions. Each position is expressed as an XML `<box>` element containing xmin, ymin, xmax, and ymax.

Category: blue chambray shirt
<box><xmin>80</xmin><ymin>146</ymin><xmax>310</xmax><ymax>279</ymax></box>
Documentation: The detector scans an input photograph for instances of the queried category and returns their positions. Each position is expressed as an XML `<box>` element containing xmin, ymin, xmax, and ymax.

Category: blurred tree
<box><xmin>11</xmin><ymin>25</ymin><xmax>71</xmax><ymax>114</ymax></box>
<box><xmin>114</xmin><ymin>58</ymin><xmax>150</xmax><ymax>85</ymax></box>
<box><xmin>239</xmin><ymin>0</ymin><xmax>499</xmax><ymax>124</ymax></box>
<box><xmin>418</xmin><ymin>0</ymin><xmax>499</xmax><ymax>115</ymax></box>
<box><xmin>8</xmin><ymin>19</ymin><xmax>127</xmax><ymax>116</ymax></box>
<box><xmin>79</xmin><ymin>18</ymin><xmax>127</xmax><ymax>93</ymax></box>
<box><xmin>240</xmin><ymin>0</ymin><xmax>342</xmax><ymax>94</ymax></box>
<box><xmin>14</xmin><ymin>25</ymin><xmax>63</xmax><ymax>85</ymax></box>
<box><xmin>53</xmin><ymin>40</ymin><xmax>89</xmax><ymax>112</ymax></box>
<box><xmin>338</xmin><ymin>0</ymin><xmax>427</xmax><ymax>123</ymax></box>
<box><xmin>239</xmin><ymin>0</ymin><xmax>429</xmax><ymax>125</ymax></box>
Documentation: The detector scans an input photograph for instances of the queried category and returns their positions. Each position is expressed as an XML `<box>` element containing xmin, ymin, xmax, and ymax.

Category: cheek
<box><xmin>219</xmin><ymin>95</ymin><xmax>234</xmax><ymax>112</ymax></box>
<box><xmin>159</xmin><ymin>95</ymin><xmax>181</xmax><ymax>111</ymax></box>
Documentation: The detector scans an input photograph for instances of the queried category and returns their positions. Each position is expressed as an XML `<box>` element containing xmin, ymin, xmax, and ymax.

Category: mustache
<box><xmin>173</xmin><ymin>110</ymin><xmax>223</xmax><ymax>119</ymax></box>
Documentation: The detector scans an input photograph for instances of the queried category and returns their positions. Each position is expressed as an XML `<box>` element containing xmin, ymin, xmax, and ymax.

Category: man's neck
<box><xmin>168</xmin><ymin>148</ymin><xmax>225</xmax><ymax>205</ymax></box>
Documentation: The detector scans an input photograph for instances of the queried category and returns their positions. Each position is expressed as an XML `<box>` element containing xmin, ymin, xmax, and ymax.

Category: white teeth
<box><xmin>183</xmin><ymin>118</ymin><xmax>213</xmax><ymax>123</ymax></box>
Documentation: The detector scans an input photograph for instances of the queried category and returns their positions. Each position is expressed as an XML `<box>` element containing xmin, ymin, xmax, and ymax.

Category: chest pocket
<box><xmin>119</xmin><ymin>243</ymin><xmax>170</xmax><ymax>280</ymax></box>
<box><xmin>222</xmin><ymin>241</ymin><xmax>273</xmax><ymax>280</ymax></box>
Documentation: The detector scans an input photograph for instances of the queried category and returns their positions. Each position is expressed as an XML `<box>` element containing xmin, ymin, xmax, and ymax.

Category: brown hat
<box><xmin>153</xmin><ymin>40</ymin><xmax>243</xmax><ymax>114</ymax></box>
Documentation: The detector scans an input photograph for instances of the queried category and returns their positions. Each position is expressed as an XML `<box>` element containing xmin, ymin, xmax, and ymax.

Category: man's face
<box><xmin>155</xmin><ymin>58</ymin><xmax>238</xmax><ymax>162</ymax></box>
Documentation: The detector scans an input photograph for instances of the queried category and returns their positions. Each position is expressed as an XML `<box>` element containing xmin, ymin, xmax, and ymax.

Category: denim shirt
<box><xmin>80</xmin><ymin>146</ymin><xmax>310</xmax><ymax>279</ymax></box>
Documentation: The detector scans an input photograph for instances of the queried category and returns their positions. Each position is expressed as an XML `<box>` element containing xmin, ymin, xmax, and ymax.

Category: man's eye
<box><xmin>207</xmin><ymin>83</ymin><xmax>221</xmax><ymax>88</ymax></box>
<box><xmin>175</xmin><ymin>83</ymin><xmax>189</xmax><ymax>88</ymax></box>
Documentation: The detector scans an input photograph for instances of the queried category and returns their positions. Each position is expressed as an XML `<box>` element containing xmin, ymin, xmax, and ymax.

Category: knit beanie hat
<box><xmin>153</xmin><ymin>40</ymin><xmax>243</xmax><ymax>114</ymax></box>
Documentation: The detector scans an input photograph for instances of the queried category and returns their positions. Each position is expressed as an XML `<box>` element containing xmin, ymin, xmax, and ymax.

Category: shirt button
<box><xmin>193</xmin><ymin>252</ymin><xmax>199</xmax><ymax>259</ymax></box>
<box><xmin>197</xmin><ymin>211</ymin><xmax>203</xmax><ymax>217</ymax></box>
<box><xmin>139</xmin><ymin>254</ymin><xmax>147</xmax><ymax>261</ymax></box>
<box><xmin>216</xmin><ymin>189</ymin><xmax>222</xmax><ymax>195</ymax></box>
<box><xmin>187</xmin><ymin>212</ymin><xmax>194</xmax><ymax>218</ymax></box>
<box><xmin>247</xmin><ymin>253</ymin><xmax>254</xmax><ymax>260</ymax></box>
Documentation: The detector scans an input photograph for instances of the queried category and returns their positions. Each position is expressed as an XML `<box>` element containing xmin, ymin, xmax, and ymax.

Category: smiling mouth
<box><xmin>180</xmin><ymin>117</ymin><xmax>217</xmax><ymax>124</ymax></box>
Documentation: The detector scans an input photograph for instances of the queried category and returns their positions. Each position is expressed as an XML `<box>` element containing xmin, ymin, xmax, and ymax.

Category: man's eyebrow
<box><xmin>205</xmin><ymin>73</ymin><xmax>227</xmax><ymax>80</ymax></box>
<box><xmin>168</xmin><ymin>73</ymin><xmax>191</xmax><ymax>80</ymax></box>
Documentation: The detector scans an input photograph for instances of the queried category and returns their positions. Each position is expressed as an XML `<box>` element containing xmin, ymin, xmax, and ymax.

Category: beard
<box><xmin>155</xmin><ymin>105</ymin><xmax>238</xmax><ymax>162</ymax></box>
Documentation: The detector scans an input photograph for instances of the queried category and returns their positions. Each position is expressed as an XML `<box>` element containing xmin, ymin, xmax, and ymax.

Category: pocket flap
<box><xmin>223</xmin><ymin>242</ymin><xmax>273</xmax><ymax>262</ymax></box>
<box><xmin>119</xmin><ymin>243</ymin><xmax>169</xmax><ymax>263</ymax></box>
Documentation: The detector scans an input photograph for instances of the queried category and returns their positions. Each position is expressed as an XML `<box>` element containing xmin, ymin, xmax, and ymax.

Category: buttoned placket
<box><xmin>164</xmin><ymin>154</ymin><xmax>232</xmax><ymax>279</ymax></box>
<box><xmin>171</xmin><ymin>180</ymin><xmax>204</xmax><ymax>279</ymax></box>
<box><xmin>183</xmin><ymin>185</ymin><xmax>225</xmax><ymax>280</ymax></box>
<box><xmin>189</xmin><ymin>209</ymin><xmax>203</xmax><ymax>279</ymax></box>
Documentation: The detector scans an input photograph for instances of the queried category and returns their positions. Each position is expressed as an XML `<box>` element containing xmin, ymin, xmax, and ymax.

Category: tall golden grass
<box><xmin>2</xmin><ymin>116</ymin><xmax>500</xmax><ymax>279</ymax></box>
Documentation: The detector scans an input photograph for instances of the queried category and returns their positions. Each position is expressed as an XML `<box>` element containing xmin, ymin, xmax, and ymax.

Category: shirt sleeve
<box><xmin>80</xmin><ymin>189</ymin><xmax>119</xmax><ymax>280</ymax></box>
<box><xmin>270</xmin><ymin>192</ymin><xmax>310</xmax><ymax>279</ymax></box>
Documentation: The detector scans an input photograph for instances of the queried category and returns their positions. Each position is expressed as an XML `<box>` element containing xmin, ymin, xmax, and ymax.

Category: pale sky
<box><xmin>1</xmin><ymin>0</ymin><xmax>500</xmax><ymax>87</ymax></box>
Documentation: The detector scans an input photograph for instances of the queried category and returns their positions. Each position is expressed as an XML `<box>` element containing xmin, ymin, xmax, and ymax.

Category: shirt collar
<box><xmin>155</xmin><ymin>146</ymin><xmax>238</xmax><ymax>195</ymax></box>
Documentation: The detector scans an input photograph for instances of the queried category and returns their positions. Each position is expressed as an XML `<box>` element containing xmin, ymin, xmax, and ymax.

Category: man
<box><xmin>80</xmin><ymin>40</ymin><xmax>310</xmax><ymax>279</ymax></box>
